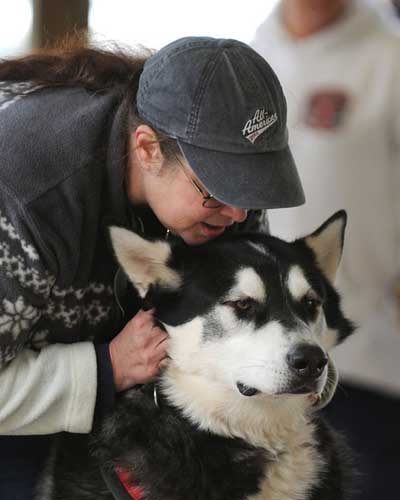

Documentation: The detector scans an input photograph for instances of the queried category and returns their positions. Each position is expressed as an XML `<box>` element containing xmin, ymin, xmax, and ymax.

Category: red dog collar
<box><xmin>115</xmin><ymin>468</ymin><xmax>144</xmax><ymax>500</ymax></box>
<box><xmin>100</xmin><ymin>465</ymin><xmax>144</xmax><ymax>500</ymax></box>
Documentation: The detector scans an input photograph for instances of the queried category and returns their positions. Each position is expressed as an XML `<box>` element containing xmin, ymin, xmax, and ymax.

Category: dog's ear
<box><xmin>109</xmin><ymin>227</ymin><xmax>181</xmax><ymax>297</ymax></box>
<box><xmin>303</xmin><ymin>210</ymin><xmax>347</xmax><ymax>283</ymax></box>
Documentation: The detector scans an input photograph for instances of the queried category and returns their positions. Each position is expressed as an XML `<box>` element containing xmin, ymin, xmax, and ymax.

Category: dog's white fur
<box><xmin>224</xmin><ymin>267</ymin><xmax>267</xmax><ymax>303</ymax></box>
<box><xmin>109</xmin><ymin>227</ymin><xmax>181</xmax><ymax>297</ymax></box>
<box><xmin>287</xmin><ymin>265</ymin><xmax>312</xmax><ymax>300</ymax></box>
<box><xmin>305</xmin><ymin>218</ymin><xmax>343</xmax><ymax>283</ymax></box>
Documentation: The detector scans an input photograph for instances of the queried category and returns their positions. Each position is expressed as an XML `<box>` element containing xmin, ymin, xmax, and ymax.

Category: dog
<box><xmin>38</xmin><ymin>210</ymin><xmax>354</xmax><ymax>500</ymax></box>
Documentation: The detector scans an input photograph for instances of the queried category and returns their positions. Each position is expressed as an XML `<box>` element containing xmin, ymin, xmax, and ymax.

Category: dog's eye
<box><xmin>235</xmin><ymin>299</ymin><xmax>253</xmax><ymax>311</ymax></box>
<box><xmin>301</xmin><ymin>294</ymin><xmax>321</xmax><ymax>314</ymax></box>
<box><xmin>223</xmin><ymin>298</ymin><xmax>255</xmax><ymax>313</ymax></box>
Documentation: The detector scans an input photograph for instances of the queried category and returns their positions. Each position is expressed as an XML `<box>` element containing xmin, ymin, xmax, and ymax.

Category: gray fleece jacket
<box><xmin>0</xmin><ymin>83</ymin><xmax>134</xmax><ymax>435</ymax></box>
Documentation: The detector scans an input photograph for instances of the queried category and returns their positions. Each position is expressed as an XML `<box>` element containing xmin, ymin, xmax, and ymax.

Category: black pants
<box><xmin>323</xmin><ymin>381</ymin><xmax>400</xmax><ymax>500</ymax></box>
<box><xmin>0</xmin><ymin>436</ymin><xmax>53</xmax><ymax>500</ymax></box>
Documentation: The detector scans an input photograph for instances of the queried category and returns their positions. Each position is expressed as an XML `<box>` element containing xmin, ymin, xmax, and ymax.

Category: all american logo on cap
<box><xmin>242</xmin><ymin>108</ymin><xmax>278</xmax><ymax>144</ymax></box>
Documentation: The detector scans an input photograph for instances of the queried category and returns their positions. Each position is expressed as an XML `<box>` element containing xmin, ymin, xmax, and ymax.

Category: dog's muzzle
<box><xmin>308</xmin><ymin>358</ymin><xmax>339</xmax><ymax>411</ymax></box>
<box><xmin>236</xmin><ymin>356</ymin><xmax>338</xmax><ymax>404</ymax></box>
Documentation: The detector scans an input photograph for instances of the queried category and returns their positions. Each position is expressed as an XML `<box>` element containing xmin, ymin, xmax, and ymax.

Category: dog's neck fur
<box><xmin>160</xmin><ymin>364</ymin><xmax>323</xmax><ymax>500</ymax></box>
<box><xmin>161</xmin><ymin>363</ymin><xmax>314</xmax><ymax>453</ymax></box>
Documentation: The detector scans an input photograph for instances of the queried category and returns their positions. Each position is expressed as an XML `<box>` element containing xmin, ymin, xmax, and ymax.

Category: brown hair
<box><xmin>0</xmin><ymin>36</ymin><xmax>180</xmax><ymax>160</ymax></box>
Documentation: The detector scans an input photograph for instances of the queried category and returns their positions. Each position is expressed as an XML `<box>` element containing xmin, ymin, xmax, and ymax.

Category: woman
<box><xmin>0</xmin><ymin>36</ymin><xmax>304</xmax><ymax>498</ymax></box>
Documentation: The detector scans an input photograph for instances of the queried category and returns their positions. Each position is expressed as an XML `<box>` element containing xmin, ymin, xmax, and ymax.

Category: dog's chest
<box><xmin>247</xmin><ymin>431</ymin><xmax>322</xmax><ymax>500</ymax></box>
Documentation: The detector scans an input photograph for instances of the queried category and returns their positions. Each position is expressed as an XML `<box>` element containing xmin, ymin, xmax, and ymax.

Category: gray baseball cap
<box><xmin>137</xmin><ymin>37</ymin><xmax>305</xmax><ymax>209</ymax></box>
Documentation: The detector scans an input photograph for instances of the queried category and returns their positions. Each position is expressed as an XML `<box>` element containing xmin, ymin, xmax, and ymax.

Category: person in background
<box><xmin>392</xmin><ymin>0</ymin><xmax>400</xmax><ymax>18</ymax></box>
<box><xmin>252</xmin><ymin>0</ymin><xmax>400</xmax><ymax>498</ymax></box>
<box><xmin>0</xmin><ymin>36</ymin><xmax>304</xmax><ymax>499</ymax></box>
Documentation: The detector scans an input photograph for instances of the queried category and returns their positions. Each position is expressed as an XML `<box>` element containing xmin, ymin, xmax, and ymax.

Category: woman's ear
<box><xmin>133</xmin><ymin>124</ymin><xmax>164</xmax><ymax>174</ymax></box>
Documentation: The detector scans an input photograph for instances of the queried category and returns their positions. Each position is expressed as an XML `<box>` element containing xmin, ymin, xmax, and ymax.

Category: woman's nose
<box><xmin>220</xmin><ymin>205</ymin><xmax>248</xmax><ymax>223</ymax></box>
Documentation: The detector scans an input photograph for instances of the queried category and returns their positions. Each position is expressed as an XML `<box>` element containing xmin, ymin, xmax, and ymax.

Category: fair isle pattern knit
<box><xmin>0</xmin><ymin>208</ymin><xmax>40</xmax><ymax>260</ymax></box>
<box><xmin>0</xmin><ymin>296</ymin><xmax>40</xmax><ymax>341</ymax></box>
<box><xmin>0</xmin><ymin>195</ymin><xmax>49</xmax><ymax>366</ymax></box>
<box><xmin>0</xmin><ymin>217</ymin><xmax>55</xmax><ymax>298</ymax></box>
<box><xmin>45</xmin><ymin>284</ymin><xmax>114</xmax><ymax>330</ymax></box>
<box><xmin>0</xmin><ymin>207</ymin><xmax>114</xmax><ymax>367</ymax></box>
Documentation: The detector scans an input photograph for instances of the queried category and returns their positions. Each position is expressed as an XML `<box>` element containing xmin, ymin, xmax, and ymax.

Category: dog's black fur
<box><xmin>46</xmin><ymin>392</ymin><xmax>352</xmax><ymax>500</ymax></box>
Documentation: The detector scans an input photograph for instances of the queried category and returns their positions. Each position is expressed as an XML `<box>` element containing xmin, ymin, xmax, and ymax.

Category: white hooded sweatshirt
<box><xmin>252</xmin><ymin>0</ymin><xmax>400</xmax><ymax>395</ymax></box>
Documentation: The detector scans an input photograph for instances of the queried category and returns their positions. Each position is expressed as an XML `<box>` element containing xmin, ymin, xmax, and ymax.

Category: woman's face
<box><xmin>143</xmin><ymin>155</ymin><xmax>248</xmax><ymax>246</ymax></box>
<box><xmin>127</xmin><ymin>127</ymin><xmax>248</xmax><ymax>246</ymax></box>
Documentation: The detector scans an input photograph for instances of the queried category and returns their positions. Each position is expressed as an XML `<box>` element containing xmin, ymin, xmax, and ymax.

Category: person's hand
<box><xmin>109</xmin><ymin>309</ymin><xmax>169</xmax><ymax>392</ymax></box>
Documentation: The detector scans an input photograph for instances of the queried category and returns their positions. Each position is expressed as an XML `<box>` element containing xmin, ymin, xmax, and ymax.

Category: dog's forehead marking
<box><xmin>226</xmin><ymin>267</ymin><xmax>266</xmax><ymax>302</ymax></box>
<box><xmin>287</xmin><ymin>265</ymin><xmax>311</xmax><ymax>300</ymax></box>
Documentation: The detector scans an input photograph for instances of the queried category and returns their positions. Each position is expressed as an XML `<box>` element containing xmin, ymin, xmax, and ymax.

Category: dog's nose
<box><xmin>286</xmin><ymin>344</ymin><xmax>328</xmax><ymax>381</ymax></box>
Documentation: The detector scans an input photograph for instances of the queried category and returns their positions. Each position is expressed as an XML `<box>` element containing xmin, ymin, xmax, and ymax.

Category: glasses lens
<box><xmin>203</xmin><ymin>197</ymin><xmax>223</xmax><ymax>209</ymax></box>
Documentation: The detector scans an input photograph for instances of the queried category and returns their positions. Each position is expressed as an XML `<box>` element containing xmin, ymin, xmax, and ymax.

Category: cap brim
<box><xmin>177</xmin><ymin>141</ymin><xmax>305</xmax><ymax>210</ymax></box>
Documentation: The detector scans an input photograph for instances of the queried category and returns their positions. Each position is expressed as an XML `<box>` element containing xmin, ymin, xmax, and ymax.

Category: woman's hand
<box><xmin>109</xmin><ymin>309</ymin><xmax>169</xmax><ymax>392</ymax></box>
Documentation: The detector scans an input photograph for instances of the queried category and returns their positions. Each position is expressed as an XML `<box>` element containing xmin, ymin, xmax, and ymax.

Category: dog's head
<box><xmin>111</xmin><ymin>211</ymin><xmax>353</xmax><ymax>407</ymax></box>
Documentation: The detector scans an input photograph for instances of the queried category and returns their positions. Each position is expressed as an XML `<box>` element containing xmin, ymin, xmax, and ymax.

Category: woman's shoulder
<box><xmin>0</xmin><ymin>84</ymin><xmax>122</xmax><ymax>205</ymax></box>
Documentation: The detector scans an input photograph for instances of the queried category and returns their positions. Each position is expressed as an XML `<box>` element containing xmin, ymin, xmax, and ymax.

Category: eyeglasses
<box><xmin>174</xmin><ymin>155</ymin><xmax>223</xmax><ymax>209</ymax></box>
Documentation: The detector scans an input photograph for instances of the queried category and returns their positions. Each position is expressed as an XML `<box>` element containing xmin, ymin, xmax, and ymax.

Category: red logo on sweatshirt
<box><xmin>305</xmin><ymin>90</ymin><xmax>349</xmax><ymax>130</ymax></box>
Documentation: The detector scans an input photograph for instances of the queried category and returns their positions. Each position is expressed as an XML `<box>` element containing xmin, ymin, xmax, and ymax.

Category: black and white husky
<box><xmin>39</xmin><ymin>211</ymin><xmax>354</xmax><ymax>500</ymax></box>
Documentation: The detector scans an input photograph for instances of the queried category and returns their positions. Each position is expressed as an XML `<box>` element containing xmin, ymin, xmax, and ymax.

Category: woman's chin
<box><xmin>179</xmin><ymin>223</ymin><xmax>226</xmax><ymax>246</ymax></box>
<box><xmin>200</xmin><ymin>222</ymin><xmax>226</xmax><ymax>239</ymax></box>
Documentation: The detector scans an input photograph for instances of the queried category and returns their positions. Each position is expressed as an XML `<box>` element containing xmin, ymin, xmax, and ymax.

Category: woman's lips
<box><xmin>201</xmin><ymin>222</ymin><xmax>227</xmax><ymax>237</ymax></box>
